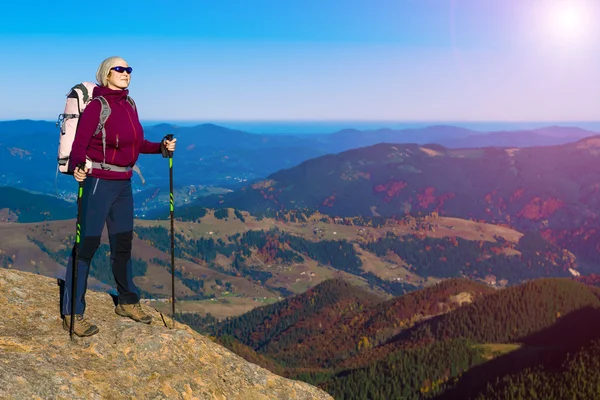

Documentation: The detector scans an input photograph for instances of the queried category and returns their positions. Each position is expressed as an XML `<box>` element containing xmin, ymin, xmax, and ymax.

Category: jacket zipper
<box><xmin>126</xmin><ymin>106</ymin><xmax>137</xmax><ymax>161</ymax></box>
<box><xmin>111</xmin><ymin>133</ymin><xmax>118</xmax><ymax>163</ymax></box>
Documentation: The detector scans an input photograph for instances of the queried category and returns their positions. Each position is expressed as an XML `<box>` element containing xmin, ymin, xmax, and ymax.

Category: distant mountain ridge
<box><xmin>188</xmin><ymin>137</ymin><xmax>600</xmax><ymax>221</ymax></box>
<box><xmin>436</xmin><ymin>129</ymin><xmax>588</xmax><ymax>148</ymax></box>
<box><xmin>324</xmin><ymin>124</ymin><xmax>597</xmax><ymax>152</ymax></box>
<box><xmin>1</xmin><ymin>119</ymin><xmax>596</xmax><ymax>199</ymax></box>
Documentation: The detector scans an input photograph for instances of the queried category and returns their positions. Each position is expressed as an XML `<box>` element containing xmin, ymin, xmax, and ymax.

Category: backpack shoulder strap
<box><xmin>95</xmin><ymin>96</ymin><xmax>111</xmax><ymax>127</ymax></box>
<box><xmin>127</xmin><ymin>96</ymin><xmax>136</xmax><ymax>110</ymax></box>
<box><xmin>92</xmin><ymin>96</ymin><xmax>111</xmax><ymax>165</ymax></box>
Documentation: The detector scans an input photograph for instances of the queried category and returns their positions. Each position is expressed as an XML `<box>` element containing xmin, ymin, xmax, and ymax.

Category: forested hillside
<box><xmin>178</xmin><ymin>277</ymin><xmax>600</xmax><ymax>399</ymax></box>
<box><xmin>179</xmin><ymin>139</ymin><xmax>600</xmax><ymax>274</ymax></box>
<box><xmin>0</xmin><ymin>187</ymin><xmax>76</xmax><ymax>222</ymax></box>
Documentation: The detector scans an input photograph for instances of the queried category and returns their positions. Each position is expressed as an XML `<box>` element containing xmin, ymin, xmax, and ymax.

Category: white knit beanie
<box><xmin>95</xmin><ymin>56</ymin><xmax>128</xmax><ymax>87</ymax></box>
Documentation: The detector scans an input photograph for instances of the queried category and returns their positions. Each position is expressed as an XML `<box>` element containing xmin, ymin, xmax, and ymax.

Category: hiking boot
<box><xmin>63</xmin><ymin>314</ymin><xmax>100</xmax><ymax>337</ymax></box>
<box><xmin>115</xmin><ymin>302</ymin><xmax>153</xmax><ymax>324</ymax></box>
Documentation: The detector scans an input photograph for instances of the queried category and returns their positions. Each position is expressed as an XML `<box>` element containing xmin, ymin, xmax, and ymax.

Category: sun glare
<box><xmin>555</xmin><ymin>5</ymin><xmax>583</xmax><ymax>32</ymax></box>
<box><xmin>542</xmin><ymin>0</ymin><xmax>593</xmax><ymax>45</ymax></box>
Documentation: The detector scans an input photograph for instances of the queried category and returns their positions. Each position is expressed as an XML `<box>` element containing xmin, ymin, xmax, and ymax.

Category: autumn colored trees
<box><xmin>181</xmin><ymin>277</ymin><xmax>600</xmax><ymax>399</ymax></box>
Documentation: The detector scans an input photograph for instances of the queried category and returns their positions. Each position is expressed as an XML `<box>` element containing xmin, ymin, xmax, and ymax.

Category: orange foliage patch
<box><xmin>323</xmin><ymin>195</ymin><xmax>336</xmax><ymax>207</ymax></box>
<box><xmin>510</xmin><ymin>188</ymin><xmax>525</xmax><ymax>202</ymax></box>
<box><xmin>434</xmin><ymin>193</ymin><xmax>455</xmax><ymax>212</ymax></box>
<box><xmin>373</xmin><ymin>181</ymin><xmax>408</xmax><ymax>202</ymax></box>
<box><xmin>517</xmin><ymin>197</ymin><xmax>565</xmax><ymax>220</ymax></box>
<box><xmin>417</xmin><ymin>187</ymin><xmax>436</xmax><ymax>208</ymax></box>
<box><xmin>484</xmin><ymin>191</ymin><xmax>497</xmax><ymax>204</ymax></box>
<box><xmin>252</xmin><ymin>179</ymin><xmax>276</xmax><ymax>190</ymax></box>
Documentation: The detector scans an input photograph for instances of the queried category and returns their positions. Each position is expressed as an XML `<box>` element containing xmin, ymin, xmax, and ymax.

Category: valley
<box><xmin>0</xmin><ymin>206</ymin><xmax>578</xmax><ymax>320</ymax></box>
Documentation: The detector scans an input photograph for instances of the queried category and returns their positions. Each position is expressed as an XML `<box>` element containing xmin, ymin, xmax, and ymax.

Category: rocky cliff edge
<box><xmin>0</xmin><ymin>268</ymin><xmax>333</xmax><ymax>400</ymax></box>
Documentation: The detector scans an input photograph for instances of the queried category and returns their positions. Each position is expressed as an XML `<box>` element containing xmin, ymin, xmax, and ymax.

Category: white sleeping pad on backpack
<box><xmin>57</xmin><ymin>82</ymin><xmax>98</xmax><ymax>174</ymax></box>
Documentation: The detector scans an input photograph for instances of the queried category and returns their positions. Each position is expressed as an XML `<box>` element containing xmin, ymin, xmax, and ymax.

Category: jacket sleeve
<box><xmin>140</xmin><ymin>138</ymin><xmax>162</xmax><ymax>154</ymax></box>
<box><xmin>68</xmin><ymin>100</ymin><xmax>101</xmax><ymax>172</ymax></box>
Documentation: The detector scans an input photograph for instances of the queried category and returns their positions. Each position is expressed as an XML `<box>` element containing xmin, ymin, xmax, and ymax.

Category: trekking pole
<box><xmin>70</xmin><ymin>162</ymin><xmax>86</xmax><ymax>340</ymax></box>
<box><xmin>166</xmin><ymin>134</ymin><xmax>176</xmax><ymax>328</ymax></box>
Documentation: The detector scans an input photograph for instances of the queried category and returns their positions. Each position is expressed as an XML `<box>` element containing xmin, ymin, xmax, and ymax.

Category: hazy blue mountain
<box><xmin>319</xmin><ymin>125</ymin><xmax>477</xmax><ymax>153</ymax></box>
<box><xmin>437</xmin><ymin>127</ymin><xmax>595</xmax><ymax>148</ymax></box>
<box><xmin>1</xmin><ymin>120</ymin><xmax>596</xmax><ymax>213</ymax></box>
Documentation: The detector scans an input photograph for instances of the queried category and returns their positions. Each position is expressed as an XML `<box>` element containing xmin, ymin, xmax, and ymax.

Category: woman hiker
<box><xmin>62</xmin><ymin>56</ymin><xmax>177</xmax><ymax>337</ymax></box>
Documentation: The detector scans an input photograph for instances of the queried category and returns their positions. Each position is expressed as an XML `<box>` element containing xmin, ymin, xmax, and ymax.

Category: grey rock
<box><xmin>0</xmin><ymin>268</ymin><xmax>333</xmax><ymax>400</ymax></box>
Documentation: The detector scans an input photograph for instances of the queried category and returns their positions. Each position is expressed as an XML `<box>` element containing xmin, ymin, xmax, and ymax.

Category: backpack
<box><xmin>56</xmin><ymin>82</ymin><xmax>145</xmax><ymax>183</ymax></box>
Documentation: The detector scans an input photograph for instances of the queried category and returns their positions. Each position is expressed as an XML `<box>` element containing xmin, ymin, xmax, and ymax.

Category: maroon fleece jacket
<box><xmin>69</xmin><ymin>86</ymin><xmax>162</xmax><ymax>180</ymax></box>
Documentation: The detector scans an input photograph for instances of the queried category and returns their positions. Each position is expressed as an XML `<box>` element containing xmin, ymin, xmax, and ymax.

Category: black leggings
<box><xmin>62</xmin><ymin>177</ymin><xmax>139</xmax><ymax>315</ymax></box>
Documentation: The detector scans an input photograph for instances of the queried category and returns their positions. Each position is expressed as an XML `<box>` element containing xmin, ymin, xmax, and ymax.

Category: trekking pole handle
<box><xmin>165</xmin><ymin>134</ymin><xmax>174</xmax><ymax>157</ymax></box>
<box><xmin>75</xmin><ymin>162</ymin><xmax>86</xmax><ymax>186</ymax></box>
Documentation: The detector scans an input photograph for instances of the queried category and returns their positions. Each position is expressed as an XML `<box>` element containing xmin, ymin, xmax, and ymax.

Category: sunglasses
<box><xmin>111</xmin><ymin>66</ymin><xmax>133</xmax><ymax>74</ymax></box>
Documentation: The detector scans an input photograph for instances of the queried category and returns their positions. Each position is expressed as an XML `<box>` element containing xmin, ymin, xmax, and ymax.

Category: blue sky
<box><xmin>1</xmin><ymin>0</ymin><xmax>599</xmax><ymax>122</ymax></box>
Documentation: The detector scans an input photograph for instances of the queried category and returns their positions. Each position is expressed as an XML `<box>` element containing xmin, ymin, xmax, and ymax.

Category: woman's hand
<box><xmin>163</xmin><ymin>137</ymin><xmax>177</xmax><ymax>153</ymax></box>
<box><xmin>74</xmin><ymin>166</ymin><xmax>89</xmax><ymax>182</ymax></box>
